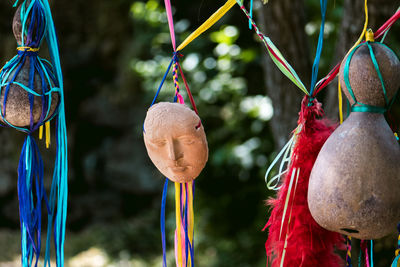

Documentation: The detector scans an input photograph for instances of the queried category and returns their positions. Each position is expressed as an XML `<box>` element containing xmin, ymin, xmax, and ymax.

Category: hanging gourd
<box><xmin>1</xmin><ymin>0</ymin><xmax>59</xmax><ymax>127</ymax></box>
<box><xmin>308</xmin><ymin>30</ymin><xmax>400</xmax><ymax>240</ymax></box>
<box><xmin>0</xmin><ymin>0</ymin><xmax>68</xmax><ymax>266</ymax></box>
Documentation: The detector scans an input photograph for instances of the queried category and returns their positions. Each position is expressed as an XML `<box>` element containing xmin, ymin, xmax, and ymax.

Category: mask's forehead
<box><xmin>144</xmin><ymin>102</ymin><xmax>202</xmax><ymax>139</ymax></box>
<box><xmin>145</xmin><ymin>113</ymin><xmax>201</xmax><ymax>139</ymax></box>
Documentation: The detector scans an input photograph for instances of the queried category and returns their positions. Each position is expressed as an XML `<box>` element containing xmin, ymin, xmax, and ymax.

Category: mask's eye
<box><xmin>152</xmin><ymin>140</ymin><xmax>167</xmax><ymax>147</ymax></box>
<box><xmin>180</xmin><ymin>138</ymin><xmax>195</xmax><ymax>145</ymax></box>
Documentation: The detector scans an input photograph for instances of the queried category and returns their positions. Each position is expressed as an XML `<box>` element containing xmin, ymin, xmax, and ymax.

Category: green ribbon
<box><xmin>344</xmin><ymin>41</ymin><xmax>396</xmax><ymax>114</ymax></box>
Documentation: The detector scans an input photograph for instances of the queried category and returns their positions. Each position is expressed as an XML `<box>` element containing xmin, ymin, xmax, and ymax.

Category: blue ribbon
<box><xmin>18</xmin><ymin>135</ymin><xmax>48</xmax><ymax>267</ymax></box>
<box><xmin>160</xmin><ymin>179</ymin><xmax>169</xmax><ymax>267</ymax></box>
<box><xmin>248</xmin><ymin>0</ymin><xmax>254</xmax><ymax>30</ymax></box>
<box><xmin>309</xmin><ymin>0</ymin><xmax>327</xmax><ymax>96</ymax></box>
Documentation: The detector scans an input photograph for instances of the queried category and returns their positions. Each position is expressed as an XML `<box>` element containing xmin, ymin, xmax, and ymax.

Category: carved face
<box><xmin>143</xmin><ymin>102</ymin><xmax>208</xmax><ymax>183</ymax></box>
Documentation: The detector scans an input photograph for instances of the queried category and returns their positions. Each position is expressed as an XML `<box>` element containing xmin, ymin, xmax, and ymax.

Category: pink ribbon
<box><xmin>164</xmin><ymin>0</ymin><xmax>176</xmax><ymax>51</ymax></box>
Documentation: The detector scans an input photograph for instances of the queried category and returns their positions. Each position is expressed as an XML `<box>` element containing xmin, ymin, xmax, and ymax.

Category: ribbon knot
<box><xmin>307</xmin><ymin>96</ymin><xmax>316</xmax><ymax>107</ymax></box>
<box><xmin>173</xmin><ymin>51</ymin><xmax>183</xmax><ymax>62</ymax></box>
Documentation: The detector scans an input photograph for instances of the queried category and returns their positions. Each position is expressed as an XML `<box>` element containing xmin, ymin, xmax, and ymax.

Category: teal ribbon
<box><xmin>343</xmin><ymin>41</ymin><xmax>397</xmax><ymax>114</ymax></box>
<box><xmin>392</xmin><ymin>255</ymin><xmax>400</xmax><ymax>267</ymax></box>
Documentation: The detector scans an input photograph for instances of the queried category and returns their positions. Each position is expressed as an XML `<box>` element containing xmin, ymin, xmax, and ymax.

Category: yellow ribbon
<box><xmin>17</xmin><ymin>46</ymin><xmax>40</xmax><ymax>52</ymax></box>
<box><xmin>338</xmin><ymin>80</ymin><xmax>343</xmax><ymax>124</ymax></box>
<box><xmin>39</xmin><ymin>125</ymin><xmax>43</xmax><ymax>140</ymax></box>
<box><xmin>365</xmin><ymin>28</ymin><xmax>374</xmax><ymax>42</ymax></box>
<box><xmin>187</xmin><ymin>182</ymin><xmax>194</xmax><ymax>267</ymax></box>
<box><xmin>175</xmin><ymin>182</ymin><xmax>182</xmax><ymax>266</ymax></box>
<box><xmin>338</xmin><ymin>0</ymin><xmax>368</xmax><ymax>123</ymax></box>
<box><xmin>39</xmin><ymin>121</ymin><xmax>51</xmax><ymax>149</ymax></box>
<box><xmin>45</xmin><ymin>121</ymin><xmax>51</xmax><ymax>148</ymax></box>
<box><xmin>176</xmin><ymin>0</ymin><xmax>236</xmax><ymax>51</ymax></box>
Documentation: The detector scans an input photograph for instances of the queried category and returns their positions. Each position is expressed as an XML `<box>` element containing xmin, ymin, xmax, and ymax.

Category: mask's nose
<box><xmin>168</xmin><ymin>140</ymin><xmax>183</xmax><ymax>161</ymax></box>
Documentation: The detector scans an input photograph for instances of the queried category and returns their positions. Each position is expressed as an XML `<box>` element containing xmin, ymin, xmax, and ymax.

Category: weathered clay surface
<box><xmin>308</xmin><ymin>112</ymin><xmax>400</xmax><ymax>239</ymax></box>
<box><xmin>13</xmin><ymin>4</ymin><xmax>24</xmax><ymax>46</ymax></box>
<box><xmin>339</xmin><ymin>42</ymin><xmax>400</xmax><ymax>107</ymax></box>
<box><xmin>143</xmin><ymin>102</ymin><xmax>208</xmax><ymax>183</ymax></box>
<box><xmin>0</xmin><ymin>57</ymin><xmax>59</xmax><ymax>127</ymax></box>
<box><xmin>13</xmin><ymin>0</ymin><xmax>44</xmax><ymax>46</ymax></box>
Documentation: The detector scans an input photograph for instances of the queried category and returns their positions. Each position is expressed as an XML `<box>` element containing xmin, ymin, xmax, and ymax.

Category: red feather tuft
<box><xmin>264</xmin><ymin>96</ymin><xmax>345</xmax><ymax>267</ymax></box>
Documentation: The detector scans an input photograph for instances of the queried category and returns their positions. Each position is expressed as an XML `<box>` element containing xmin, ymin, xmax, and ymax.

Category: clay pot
<box><xmin>0</xmin><ymin>57</ymin><xmax>59</xmax><ymax>127</ymax></box>
<box><xmin>13</xmin><ymin>0</ymin><xmax>46</xmax><ymax>47</ymax></box>
<box><xmin>308</xmin><ymin>42</ymin><xmax>400</xmax><ymax>239</ymax></box>
<box><xmin>143</xmin><ymin>102</ymin><xmax>208</xmax><ymax>183</ymax></box>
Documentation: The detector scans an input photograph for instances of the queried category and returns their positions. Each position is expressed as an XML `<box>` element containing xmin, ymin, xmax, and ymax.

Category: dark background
<box><xmin>0</xmin><ymin>0</ymin><xmax>399</xmax><ymax>266</ymax></box>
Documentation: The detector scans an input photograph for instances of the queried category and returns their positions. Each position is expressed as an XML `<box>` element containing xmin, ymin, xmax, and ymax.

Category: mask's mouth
<box><xmin>341</xmin><ymin>228</ymin><xmax>359</xmax><ymax>234</ymax></box>
<box><xmin>170</xmin><ymin>166</ymin><xmax>187</xmax><ymax>173</ymax></box>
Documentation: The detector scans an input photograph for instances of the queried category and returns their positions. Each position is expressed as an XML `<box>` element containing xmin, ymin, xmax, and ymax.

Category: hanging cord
<box><xmin>359</xmin><ymin>240</ymin><xmax>372</xmax><ymax>267</ymax></box>
<box><xmin>160</xmin><ymin>179</ymin><xmax>169</xmax><ymax>267</ymax></box>
<box><xmin>248</xmin><ymin>0</ymin><xmax>254</xmax><ymax>29</ymax></box>
<box><xmin>309</xmin><ymin>0</ymin><xmax>328</xmax><ymax>97</ymax></box>
<box><xmin>176</xmin><ymin>0</ymin><xmax>236</xmax><ymax>51</ymax></box>
<box><xmin>40</xmin><ymin>0</ymin><xmax>69</xmax><ymax>265</ymax></box>
<box><xmin>236</xmin><ymin>0</ymin><xmax>308</xmax><ymax>95</ymax></box>
<box><xmin>338</xmin><ymin>0</ymin><xmax>369</xmax><ymax>123</ymax></box>
<box><xmin>346</xmin><ymin>236</ymin><xmax>353</xmax><ymax>267</ymax></box>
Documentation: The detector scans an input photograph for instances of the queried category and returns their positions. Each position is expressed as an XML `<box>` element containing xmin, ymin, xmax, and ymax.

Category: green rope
<box><xmin>343</xmin><ymin>42</ymin><xmax>396</xmax><ymax>114</ymax></box>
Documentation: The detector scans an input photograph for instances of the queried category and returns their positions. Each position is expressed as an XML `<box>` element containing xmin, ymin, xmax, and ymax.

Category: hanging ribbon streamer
<box><xmin>309</xmin><ymin>0</ymin><xmax>327</xmax><ymax>96</ymax></box>
<box><xmin>235</xmin><ymin>0</ymin><xmax>309</xmax><ymax>95</ymax></box>
<box><xmin>161</xmin><ymin>180</ymin><xmax>168</xmax><ymax>267</ymax></box>
<box><xmin>338</xmin><ymin>0</ymin><xmax>369</xmax><ymax>122</ymax></box>
<box><xmin>41</xmin><ymin>0</ymin><xmax>69</xmax><ymax>264</ymax></box>
<box><xmin>346</xmin><ymin>236</ymin><xmax>352</xmax><ymax>267</ymax></box>
<box><xmin>265</xmin><ymin>125</ymin><xmax>301</xmax><ymax>190</ymax></box>
<box><xmin>174</xmin><ymin>182</ymin><xmax>195</xmax><ymax>267</ymax></box>
<box><xmin>164</xmin><ymin>0</ymin><xmax>177</xmax><ymax>51</ymax></box>
<box><xmin>18</xmin><ymin>135</ymin><xmax>47</xmax><ymax>266</ymax></box>
<box><xmin>248</xmin><ymin>0</ymin><xmax>254</xmax><ymax>29</ymax></box>
<box><xmin>176</xmin><ymin>0</ymin><xmax>236</xmax><ymax>51</ymax></box>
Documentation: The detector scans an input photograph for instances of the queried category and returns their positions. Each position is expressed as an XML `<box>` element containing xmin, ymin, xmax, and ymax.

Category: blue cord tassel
<box><xmin>18</xmin><ymin>135</ymin><xmax>47</xmax><ymax>267</ymax></box>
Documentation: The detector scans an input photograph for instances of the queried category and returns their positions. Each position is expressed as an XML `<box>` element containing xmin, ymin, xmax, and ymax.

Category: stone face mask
<box><xmin>143</xmin><ymin>102</ymin><xmax>208</xmax><ymax>183</ymax></box>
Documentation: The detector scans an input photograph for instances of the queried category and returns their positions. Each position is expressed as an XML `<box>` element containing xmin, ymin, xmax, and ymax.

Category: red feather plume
<box><xmin>264</xmin><ymin>96</ymin><xmax>345</xmax><ymax>267</ymax></box>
